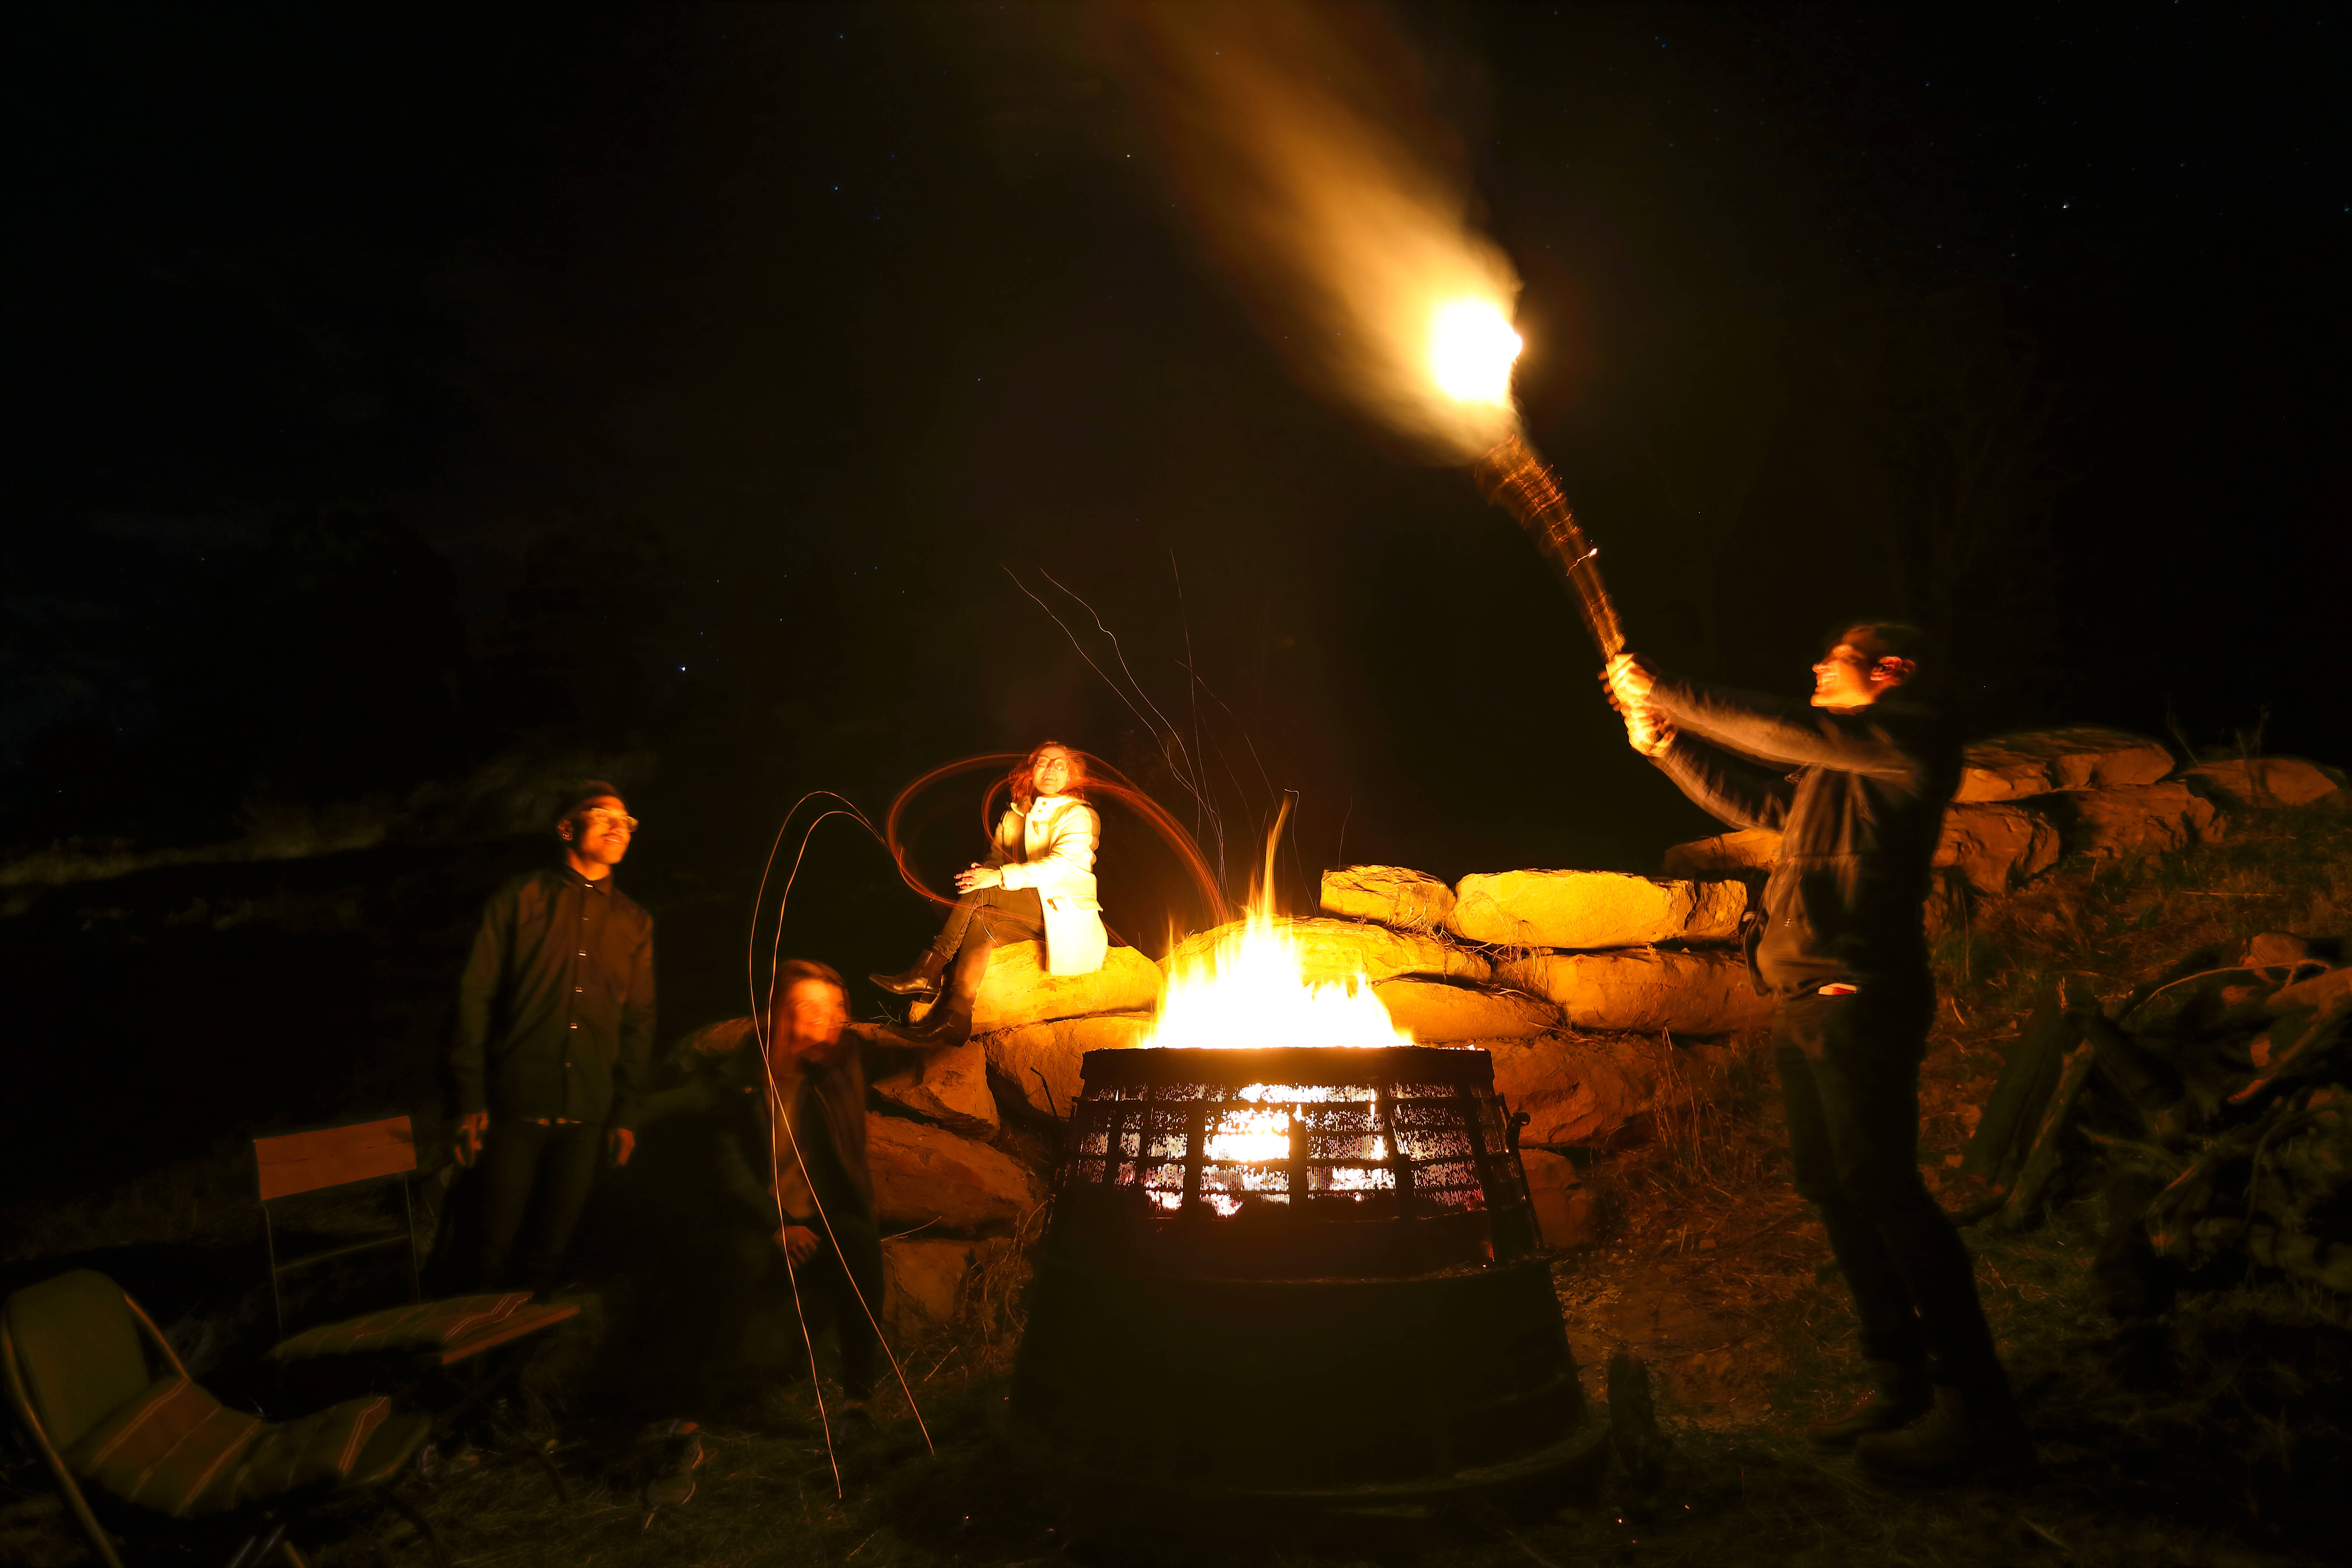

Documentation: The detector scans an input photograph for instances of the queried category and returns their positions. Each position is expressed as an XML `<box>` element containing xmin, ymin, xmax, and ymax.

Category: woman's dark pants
<box><xmin>1775</xmin><ymin>982</ymin><xmax>2004</xmax><ymax>1391</ymax></box>
<box><xmin>928</xmin><ymin>884</ymin><xmax>1045</xmax><ymax>959</ymax></box>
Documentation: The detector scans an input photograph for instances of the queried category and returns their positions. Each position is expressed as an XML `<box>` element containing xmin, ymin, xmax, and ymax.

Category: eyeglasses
<box><xmin>581</xmin><ymin>808</ymin><xmax>639</xmax><ymax>834</ymax></box>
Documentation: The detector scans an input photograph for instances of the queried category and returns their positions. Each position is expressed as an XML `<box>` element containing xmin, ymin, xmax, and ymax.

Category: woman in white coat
<box><xmin>870</xmin><ymin>741</ymin><xmax>1107</xmax><ymax>1045</ymax></box>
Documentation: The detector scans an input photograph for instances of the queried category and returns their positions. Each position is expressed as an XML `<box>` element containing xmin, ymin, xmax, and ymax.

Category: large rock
<box><xmin>2056</xmin><ymin>782</ymin><xmax>2218</xmax><ymax>859</ymax></box>
<box><xmin>924</xmin><ymin>940</ymin><xmax>1161</xmax><ymax>1034</ymax></box>
<box><xmin>1320</xmin><ymin>865</ymin><xmax>1456</xmax><ymax>928</ymax></box>
<box><xmin>1935</xmin><ymin>801</ymin><xmax>2062</xmax><ymax>895</ymax></box>
<box><xmin>871</xmin><ymin>1038</ymin><xmax>1000</xmax><ymax>1138</ymax></box>
<box><xmin>2188</xmin><ymin>758</ymin><xmax>2345</xmax><ymax>809</ymax></box>
<box><xmin>1661</xmin><ymin>830</ymin><xmax>1781</xmax><ymax>878</ymax></box>
<box><xmin>1497</xmin><ymin>949</ymin><xmax>1772</xmax><ymax>1035</ymax></box>
<box><xmin>1163</xmin><ymin>917</ymin><xmax>1490</xmax><ymax>988</ymax></box>
<box><xmin>1447</xmin><ymin>870</ymin><xmax>1746</xmax><ymax>950</ymax></box>
<box><xmin>1485</xmin><ymin>1032</ymin><xmax>1662</xmax><ymax>1147</ymax></box>
<box><xmin>880</xmin><ymin>1237</ymin><xmax>1015</xmax><ymax>1336</ymax></box>
<box><xmin>1519</xmin><ymin>1148</ymin><xmax>1598</xmax><ymax>1248</ymax></box>
<box><xmin>866</xmin><ymin>1115</ymin><xmax>1043</xmax><ymax>1233</ymax></box>
<box><xmin>984</xmin><ymin>1012</ymin><xmax>1156</xmax><ymax>1117</ymax></box>
<box><xmin>881</xmin><ymin>1238</ymin><xmax>974</xmax><ymax>1335</ymax></box>
<box><xmin>1956</xmin><ymin>727</ymin><xmax>2174</xmax><ymax>803</ymax></box>
<box><xmin>1371</xmin><ymin>978</ymin><xmax>1560</xmax><ymax>1042</ymax></box>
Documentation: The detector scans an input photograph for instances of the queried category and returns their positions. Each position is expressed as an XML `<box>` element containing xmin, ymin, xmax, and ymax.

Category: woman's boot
<box><xmin>868</xmin><ymin>947</ymin><xmax>948</xmax><ymax>999</ymax></box>
<box><xmin>892</xmin><ymin>932</ymin><xmax>993</xmax><ymax>1046</ymax></box>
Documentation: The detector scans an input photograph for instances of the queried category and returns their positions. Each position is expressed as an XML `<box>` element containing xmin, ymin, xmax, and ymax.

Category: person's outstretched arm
<box><xmin>1648</xmin><ymin>678</ymin><xmax>1920</xmax><ymax>779</ymax></box>
<box><xmin>1610</xmin><ymin>655</ymin><xmax>1928</xmax><ymax>783</ymax></box>
<box><xmin>1651</xmin><ymin>733</ymin><xmax>1795</xmax><ymax>832</ymax></box>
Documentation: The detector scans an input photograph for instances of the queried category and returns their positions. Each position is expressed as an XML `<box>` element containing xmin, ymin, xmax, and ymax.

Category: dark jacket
<box><xmin>450</xmin><ymin>867</ymin><xmax>656</xmax><ymax>1128</ymax></box>
<box><xmin>637</xmin><ymin>1020</ymin><xmax>921</xmax><ymax>1233</ymax></box>
<box><xmin>1643</xmin><ymin>677</ymin><xmax>1959</xmax><ymax>995</ymax></box>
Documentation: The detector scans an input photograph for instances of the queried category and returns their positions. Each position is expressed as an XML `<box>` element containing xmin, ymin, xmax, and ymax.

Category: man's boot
<box><xmin>868</xmin><ymin>948</ymin><xmax>947</xmax><ymax>999</ymax></box>
<box><xmin>889</xmin><ymin>933</ymin><xmax>992</xmax><ymax>1047</ymax></box>
<box><xmin>1853</xmin><ymin>1380</ymin><xmax>2034</xmax><ymax>1480</ymax></box>
<box><xmin>1806</xmin><ymin>1361</ymin><xmax>1934</xmax><ymax>1451</ymax></box>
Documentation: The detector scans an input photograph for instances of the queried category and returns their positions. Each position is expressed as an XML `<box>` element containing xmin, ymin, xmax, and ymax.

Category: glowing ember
<box><xmin>1146</xmin><ymin>909</ymin><xmax>1415</xmax><ymax>1050</ymax></box>
<box><xmin>1430</xmin><ymin>298</ymin><xmax>1523</xmax><ymax>406</ymax></box>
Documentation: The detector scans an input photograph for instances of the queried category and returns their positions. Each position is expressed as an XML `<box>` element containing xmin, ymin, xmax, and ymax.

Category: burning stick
<box><xmin>1472</xmin><ymin>428</ymin><xmax>1624</xmax><ymax>661</ymax></box>
<box><xmin>1429</xmin><ymin>300</ymin><xmax>1658</xmax><ymax>744</ymax></box>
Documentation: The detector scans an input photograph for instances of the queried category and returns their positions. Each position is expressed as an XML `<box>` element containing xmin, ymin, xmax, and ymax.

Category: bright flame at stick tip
<box><xmin>1430</xmin><ymin>299</ymin><xmax>1523</xmax><ymax>406</ymax></box>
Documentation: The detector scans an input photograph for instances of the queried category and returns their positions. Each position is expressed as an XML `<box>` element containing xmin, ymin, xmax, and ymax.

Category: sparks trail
<box><xmin>882</xmin><ymin>750</ymin><xmax>1230</xmax><ymax>935</ymax></box>
<box><xmin>1002</xmin><ymin>566</ymin><xmax>1227</xmax><ymax>887</ymax></box>
<box><xmin>742</xmin><ymin>792</ymin><xmax>933</xmax><ymax>1485</ymax></box>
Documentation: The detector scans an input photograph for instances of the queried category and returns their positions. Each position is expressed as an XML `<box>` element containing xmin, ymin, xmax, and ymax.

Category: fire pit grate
<box><xmin>1014</xmin><ymin>1045</ymin><xmax>1599</xmax><ymax>1508</ymax></box>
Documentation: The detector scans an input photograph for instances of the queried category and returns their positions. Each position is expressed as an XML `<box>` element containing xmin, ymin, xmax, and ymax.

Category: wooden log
<box><xmin>2078</xmin><ymin>1011</ymin><xmax>2184</xmax><ymax>1133</ymax></box>
<box><xmin>1963</xmin><ymin>987</ymin><xmax>2077</xmax><ymax>1185</ymax></box>
<box><xmin>1996</xmin><ymin>1041</ymin><xmax>2098</xmax><ymax>1229</ymax></box>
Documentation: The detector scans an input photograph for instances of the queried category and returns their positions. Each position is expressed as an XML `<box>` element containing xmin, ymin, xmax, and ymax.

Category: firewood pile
<box><xmin>1963</xmin><ymin>931</ymin><xmax>2352</xmax><ymax>1296</ymax></box>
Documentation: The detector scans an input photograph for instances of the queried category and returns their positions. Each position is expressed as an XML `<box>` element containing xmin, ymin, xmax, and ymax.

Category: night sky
<box><xmin>6</xmin><ymin>5</ymin><xmax>2348</xmax><ymax>1140</ymax></box>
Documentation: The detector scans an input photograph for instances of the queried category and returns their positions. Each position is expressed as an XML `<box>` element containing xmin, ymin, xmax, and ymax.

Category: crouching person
<box><xmin>622</xmin><ymin>961</ymin><xmax>908</xmax><ymax>1425</ymax></box>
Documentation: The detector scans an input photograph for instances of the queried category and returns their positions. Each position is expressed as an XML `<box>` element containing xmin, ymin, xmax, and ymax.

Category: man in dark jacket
<box><xmin>450</xmin><ymin>781</ymin><xmax>654</xmax><ymax>1294</ymax></box>
<box><xmin>625</xmin><ymin>961</ymin><xmax>916</xmax><ymax>1423</ymax></box>
<box><xmin>1606</xmin><ymin>626</ymin><xmax>2029</xmax><ymax>1479</ymax></box>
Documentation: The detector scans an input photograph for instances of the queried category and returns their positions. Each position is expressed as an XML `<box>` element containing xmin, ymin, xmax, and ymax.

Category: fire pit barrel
<box><xmin>1013</xmin><ymin>1044</ymin><xmax>1595</xmax><ymax>1502</ymax></box>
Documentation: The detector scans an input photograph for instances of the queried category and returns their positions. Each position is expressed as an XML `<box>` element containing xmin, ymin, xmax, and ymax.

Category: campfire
<box><xmin>1011</xmin><ymin>900</ymin><xmax>1606</xmax><ymax>1517</ymax></box>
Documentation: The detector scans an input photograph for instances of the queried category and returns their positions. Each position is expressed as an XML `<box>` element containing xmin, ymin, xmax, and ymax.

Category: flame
<box><xmin>1146</xmin><ymin>907</ymin><xmax>1415</xmax><ymax>1050</ymax></box>
<box><xmin>1430</xmin><ymin>299</ymin><xmax>1523</xmax><ymax>406</ymax></box>
<box><xmin>1109</xmin><ymin>2</ymin><xmax>1525</xmax><ymax>462</ymax></box>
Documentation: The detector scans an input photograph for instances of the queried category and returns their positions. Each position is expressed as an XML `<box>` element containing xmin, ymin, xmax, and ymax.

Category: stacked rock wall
<box><xmin>1300</xmin><ymin>862</ymin><xmax>1776</xmax><ymax>1247</ymax></box>
<box><xmin>1662</xmin><ymin>732</ymin><xmax>2344</xmax><ymax>899</ymax></box>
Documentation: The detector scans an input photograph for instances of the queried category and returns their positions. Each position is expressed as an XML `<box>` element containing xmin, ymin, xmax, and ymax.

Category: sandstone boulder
<box><xmin>1163</xmin><ymin>917</ymin><xmax>1490</xmax><ymax>988</ymax></box>
<box><xmin>1497</xmin><ymin>949</ymin><xmax>1772</xmax><ymax>1035</ymax></box>
<box><xmin>871</xmin><ymin>1038</ymin><xmax>1000</xmax><ymax>1138</ymax></box>
<box><xmin>1934</xmin><ymin>801</ymin><xmax>2062</xmax><ymax>895</ymax></box>
<box><xmin>984</xmin><ymin>1012</ymin><xmax>1157</xmax><ymax>1117</ymax></box>
<box><xmin>1660</xmin><ymin>830</ymin><xmax>1781</xmax><ymax>878</ymax></box>
<box><xmin>2187</xmin><ymin>757</ymin><xmax>2346</xmax><ymax>809</ymax></box>
<box><xmin>1485</xmin><ymin>1032</ymin><xmax>1662</xmax><ymax>1147</ymax></box>
<box><xmin>916</xmin><ymin>940</ymin><xmax>1161</xmax><ymax>1035</ymax></box>
<box><xmin>1956</xmin><ymin>727</ymin><xmax>2174</xmax><ymax>803</ymax></box>
<box><xmin>2056</xmin><ymin>782</ymin><xmax>2218</xmax><ymax>859</ymax></box>
<box><xmin>1519</xmin><ymin>1148</ymin><xmax>1598</xmax><ymax>1249</ymax></box>
<box><xmin>866</xmin><ymin>1115</ymin><xmax>1043</xmax><ymax>1233</ymax></box>
<box><xmin>1447</xmin><ymin>870</ymin><xmax>1746</xmax><ymax>950</ymax></box>
<box><xmin>1320</xmin><ymin>864</ymin><xmax>1456</xmax><ymax>928</ymax></box>
<box><xmin>879</xmin><ymin>1237</ymin><xmax>1016</xmax><ymax>1336</ymax></box>
<box><xmin>881</xmin><ymin>1238</ymin><xmax>973</xmax><ymax>1335</ymax></box>
<box><xmin>1371</xmin><ymin>978</ymin><xmax>1561</xmax><ymax>1042</ymax></box>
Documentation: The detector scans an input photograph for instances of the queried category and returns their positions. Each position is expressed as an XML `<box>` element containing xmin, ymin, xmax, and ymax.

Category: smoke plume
<box><xmin>1105</xmin><ymin>1</ymin><xmax>1520</xmax><ymax>461</ymax></box>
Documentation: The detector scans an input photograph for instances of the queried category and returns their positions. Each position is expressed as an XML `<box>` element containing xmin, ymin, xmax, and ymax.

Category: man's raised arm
<box><xmin>1651</xmin><ymin>733</ymin><xmax>1795</xmax><ymax>833</ymax></box>
<box><xmin>1609</xmin><ymin>655</ymin><xmax>1928</xmax><ymax>784</ymax></box>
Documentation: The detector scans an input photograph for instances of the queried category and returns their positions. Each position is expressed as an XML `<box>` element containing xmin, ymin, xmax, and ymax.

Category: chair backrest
<box><xmin>254</xmin><ymin>1116</ymin><xmax>423</xmax><ymax>1340</ymax></box>
<box><xmin>2</xmin><ymin>1271</ymin><xmax>156</xmax><ymax>1452</ymax></box>
<box><xmin>254</xmin><ymin>1116</ymin><xmax>417</xmax><ymax>1201</ymax></box>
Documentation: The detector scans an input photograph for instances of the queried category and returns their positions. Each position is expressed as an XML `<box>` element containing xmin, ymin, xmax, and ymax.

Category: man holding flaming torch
<box><xmin>1604</xmin><ymin>635</ymin><xmax>2033</xmax><ymax>1479</ymax></box>
<box><xmin>1428</xmin><ymin>296</ymin><xmax>2025</xmax><ymax>1477</ymax></box>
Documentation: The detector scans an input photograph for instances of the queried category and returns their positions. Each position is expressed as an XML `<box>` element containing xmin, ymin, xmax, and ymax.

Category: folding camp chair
<box><xmin>253</xmin><ymin>1117</ymin><xmax>579</xmax><ymax>1496</ymax></box>
<box><xmin>254</xmin><ymin>1116</ymin><xmax>425</xmax><ymax>1341</ymax></box>
<box><xmin>2</xmin><ymin>1269</ymin><xmax>438</xmax><ymax>1568</ymax></box>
